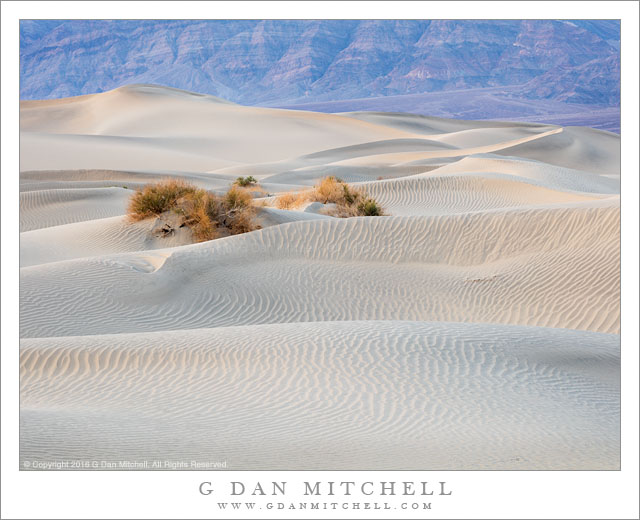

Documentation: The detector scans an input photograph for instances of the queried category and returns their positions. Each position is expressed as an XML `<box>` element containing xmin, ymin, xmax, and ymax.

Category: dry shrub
<box><xmin>127</xmin><ymin>178</ymin><xmax>195</xmax><ymax>221</ymax></box>
<box><xmin>309</xmin><ymin>176</ymin><xmax>345</xmax><ymax>204</ymax></box>
<box><xmin>323</xmin><ymin>204</ymin><xmax>359</xmax><ymax>218</ymax></box>
<box><xmin>226</xmin><ymin>206</ymin><xmax>257</xmax><ymax>234</ymax></box>
<box><xmin>189</xmin><ymin>205</ymin><xmax>219</xmax><ymax>242</ymax></box>
<box><xmin>224</xmin><ymin>185</ymin><xmax>253</xmax><ymax>209</ymax></box>
<box><xmin>308</xmin><ymin>176</ymin><xmax>386</xmax><ymax>217</ymax></box>
<box><xmin>275</xmin><ymin>190</ymin><xmax>309</xmax><ymax>209</ymax></box>
<box><xmin>234</xmin><ymin>176</ymin><xmax>257</xmax><ymax>187</ymax></box>
<box><xmin>219</xmin><ymin>186</ymin><xmax>258</xmax><ymax>234</ymax></box>
<box><xmin>127</xmin><ymin>178</ymin><xmax>259</xmax><ymax>242</ymax></box>
<box><xmin>357</xmin><ymin>198</ymin><xmax>384</xmax><ymax>216</ymax></box>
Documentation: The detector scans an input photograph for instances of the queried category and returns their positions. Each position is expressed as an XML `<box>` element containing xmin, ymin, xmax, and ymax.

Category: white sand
<box><xmin>21</xmin><ymin>322</ymin><xmax>619</xmax><ymax>470</ymax></box>
<box><xmin>20</xmin><ymin>84</ymin><xmax>620</xmax><ymax>470</ymax></box>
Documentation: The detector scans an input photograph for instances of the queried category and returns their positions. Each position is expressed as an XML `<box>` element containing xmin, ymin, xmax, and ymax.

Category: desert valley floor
<box><xmin>19</xmin><ymin>84</ymin><xmax>620</xmax><ymax>470</ymax></box>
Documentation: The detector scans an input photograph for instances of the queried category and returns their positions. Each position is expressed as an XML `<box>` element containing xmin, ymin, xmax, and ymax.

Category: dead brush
<box><xmin>127</xmin><ymin>178</ymin><xmax>196</xmax><ymax>221</ymax></box>
<box><xmin>308</xmin><ymin>176</ymin><xmax>345</xmax><ymax>204</ymax></box>
<box><xmin>275</xmin><ymin>190</ymin><xmax>309</xmax><ymax>209</ymax></box>
<box><xmin>224</xmin><ymin>185</ymin><xmax>253</xmax><ymax>209</ymax></box>
<box><xmin>308</xmin><ymin>176</ymin><xmax>386</xmax><ymax>217</ymax></box>
<box><xmin>127</xmin><ymin>178</ymin><xmax>260</xmax><ymax>242</ymax></box>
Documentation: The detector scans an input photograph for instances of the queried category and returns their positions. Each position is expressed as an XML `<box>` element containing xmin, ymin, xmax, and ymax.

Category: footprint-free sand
<box><xmin>20</xmin><ymin>85</ymin><xmax>620</xmax><ymax>469</ymax></box>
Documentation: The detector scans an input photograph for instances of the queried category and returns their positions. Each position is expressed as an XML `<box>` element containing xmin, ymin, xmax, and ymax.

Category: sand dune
<box><xmin>20</xmin><ymin>202</ymin><xmax>619</xmax><ymax>339</ymax></box>
<box><xmin>428</xmin><ymin>154</ymin><xmax>620</xmax><ymax>194</ymax></box>
<box><xmin>20</xmin><ymin>321</ymin><xmax>619</xmax><ymax>470</ymax></box>
<box><xmin>20</xmin><ymin>187</ymin><xmax>131</xmax><ymax>231</ymax></box>
<box><xmin>427</xmin><ymin>125</ymin><xmax>559</xmax><ymax>148</ymax></box>
<box><xmin>340</xmin><ymin>111</ymin><xmax>553</xmax><ymax>135</ymax></box>
<box><xmin>256</xmin><ymin>207</ymin><xmax>334</xmax><ymax>228</ymax></box>
<box><xmin>20</xmin><ymin>84</ymin><xmax>418</xmax><ymax>171</ymax></box>
<box><xmin>361</xmin><ymin>175</ymin><xmax>604</xmax><ymax>217</ymax></box>
<box><xmin>20</xmin><ymin>168</ymin><xmax>239</xmax><ymax>193</ymax></box>
<box><xmin>19</xmin><ymin>85</ymin><xmax>620</xmax><ymax>470</ymax></box>
<box><xmin>494</xmin><ymin>126</ymin><xmax>620</xmax><ymax>176</ymax></box>
<box><xmin>20</xmin><ymin>216</ymin><xmax>193</xmax><ymax>268</ymax></box>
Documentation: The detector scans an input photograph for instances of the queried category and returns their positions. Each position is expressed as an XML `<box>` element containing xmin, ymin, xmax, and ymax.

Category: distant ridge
<box><xmin>21</xmin><ymin>20</ymin><xmax>619</xmax><ymax>109</ymax></box>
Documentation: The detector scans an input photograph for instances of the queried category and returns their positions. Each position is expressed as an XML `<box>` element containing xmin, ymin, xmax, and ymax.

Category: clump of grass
<box><xmin>234</xmin><ymin>176</ymin><xmax>257</xmax><ymax>187</ymax></box>
<box><xmin>127</xmin><ymin>179</ymin><xmax>195</xmax><ymax>221</ymax></box>
<box><xmin>175</xmin><ymin>189</ymin><xmax>220</xmax><ymax>242</ymax></box>
<box><xmin>357</xmin><ymin>198</ymin><xmax>384</xmax><ymax>216</ymax></box>
<box><xmin>221</xmin><ymin>186</ymin><xmax>258</xmax><ymax>234</ymax></box>
<box><xmin>226</xmin><ymin>205</ymin><xmax>257</xmax><ymax>235</ymax></box>
<box><xmin>323</xmin><ymin>204</ymin><xmax>360</xmax><ymax>218</ymax></box>
<box><xmin>225</xmin><ymin>185</ymin><xmax>253</xmax><ymax>209</ymax></box>
<box><xmin>310</xmin><ymin>176</ymin><xmax>345</xmax><ymax>204</ymax></box>
<box><xmin>275</xmin><ymin>190</ymin><xmax>309</xmax><ymax>210</ymax></box>
<box><xmin>308</xmin><ymin>176</ymin><xmax>386</xmax><ymax>217</ymax></box>
<box><xmin>127</xmin><ymin>179</ymin><xmax>259</xmax><ymax>242</ymax></box>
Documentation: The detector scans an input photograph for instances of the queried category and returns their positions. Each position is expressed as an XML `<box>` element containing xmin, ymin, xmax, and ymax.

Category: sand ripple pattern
<box><xmin>20</xmin><ymin>216</ymin><xmax>192</xmax><ymax>268</ymax></box>
<box><xmin>19</xmin><ymin>86</ymin><xmax>621</xmax><ymax>470</ymax></box>
<box><xmin>20</xmin><ymin>321</ymin><xmax>619</xmax><ymax>470</ymax></box>
<box><xmin>362</xmin><ymin>174</ymin><xmax>601</xmax><ymax>217</ymax></box>
<box><xmin>20</xmin><ymin>188</ymin><xmax>130</xmax><ymax>231</ymax></box>
<box><xmin>20</xmin><ymin>202</ymin><xmax>619</xmax><ymax>338</ymax></box>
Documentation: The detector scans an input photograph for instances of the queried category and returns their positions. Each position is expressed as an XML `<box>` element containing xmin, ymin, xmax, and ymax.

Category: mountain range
<box><xmin>20</xmin><ymin>20</ymin><xmax>620</xmax><ymax>131</ymax></box>
<box><xmin>20</xmin><ymin>20</ymin><xmax>619</xmax><ymax>103</ymax></box>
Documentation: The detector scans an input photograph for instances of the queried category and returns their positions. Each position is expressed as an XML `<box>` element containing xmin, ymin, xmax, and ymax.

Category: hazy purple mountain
<box><xmin>20</xmin><ymin>20</ymin><xmax>619</xmax><ymax>103</ymax></box>
<box><xmin>20</xmin><ymin>20</ymin><xmax>620</xmax><ymax>131</ymax></box>
<box><xmin>276</xmin><ymin>87</ymin><xmax>621</xmax><ymax>133</ymax></box>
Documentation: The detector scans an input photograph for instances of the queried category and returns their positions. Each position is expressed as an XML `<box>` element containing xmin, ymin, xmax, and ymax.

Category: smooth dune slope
<box><xmin>20</xmin><ymin>84</ymin><xmax>420</xmax><ymax>171</ymax></box>
<box><xmin>493</xmin><ymin>126</ymin><xmax>620</xmax><ymax>176</ymax></box>
<box><xmin>19</xmin><ymin>85</ymin><xmax>620</xmax><ymax>470</ymax></box>
<box><xmin>20</xmin><ymin>169</ymin><xmax>239</xmax><ymax>193</ymax></box>
<box><xmin>340</xmin><ymin>111</ymin><xmax>555</xmax><ymax>134</ymax></box>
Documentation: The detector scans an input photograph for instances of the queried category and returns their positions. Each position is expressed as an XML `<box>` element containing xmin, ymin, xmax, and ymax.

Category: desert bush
<box><xmin>128</xmin><ymin>179</ymin><xmax>259</xmax><ymax>242</ymax></box>
<box><xmin>234</xmin><ymin>176</ymin><xmax>258</xmax><ymax>187</ymax></box>
<box><xmin>224</xmin><ymin>185</ymin><xmax>253</xmax><ymax>209</ymax></box>
<box><xmin>308</xmin><ymin>176</ymin><xmax>386</xmax><ymax>217</ymax></box>
<box><xmin>219</xmin><ymin>186</ymin><xmax>258</xmax><ymax>234</ymax></box>
<box><xmin>309</xmin><ymin>176</ymin><xmax>344</xmax><ymax>204</ymax></box>
<box><xmin>275</xmin><ymin>190</ymin><xmax>309</xmax><ymax>209</ymax></box>
<box><xmin>175</xmin><ymin>189</ymin><xmax>219</xmax><ymax>242</ymax></box>
<box><xmin>127</xmin><ymin>178</ymin><xmax>196</xmax><ymax>221</ymax></box>
<box><xmin>189</xmin><ymin>205</ymin><xmax>219</xmax><ymax>242</ymax></box>
<box><xmin>323</xmin><ymin>203</ymin><xmax>360</xmax><ymax>218</ymax></box>
<box><xmin>225</xmin><ymin>206</ymin><xmax>257</xmax><ymax>234</ymax></box>
<box><xmin>357</xmin><ymin>198</ymin><xmax>384</xmax><ymax>216</ymax></box>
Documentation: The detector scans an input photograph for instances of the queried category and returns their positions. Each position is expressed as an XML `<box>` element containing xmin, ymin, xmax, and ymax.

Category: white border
<box><xmin>2</xmin><ymin>2</ymin><xmax>638</xmax><ymax>519</ymax></box>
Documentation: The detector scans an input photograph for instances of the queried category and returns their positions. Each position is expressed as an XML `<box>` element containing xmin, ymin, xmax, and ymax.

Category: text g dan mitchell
<box><xmin>199</xmin><ymin>480</ymin><xmax>452</xmax><ymax>497</ymax></box>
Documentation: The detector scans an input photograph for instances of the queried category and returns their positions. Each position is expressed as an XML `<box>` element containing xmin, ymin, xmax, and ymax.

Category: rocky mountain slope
<box><xmin>21</xmin><ymin>20</ymin><xmax>620</xmax><ymax>108</ymax></box>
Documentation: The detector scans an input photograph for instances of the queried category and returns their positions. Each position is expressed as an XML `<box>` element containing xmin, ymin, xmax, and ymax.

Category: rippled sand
<box><xmin>20</xmin><ymin>84</ymin><xmax>620</xmax><ymax>469</ymax></box>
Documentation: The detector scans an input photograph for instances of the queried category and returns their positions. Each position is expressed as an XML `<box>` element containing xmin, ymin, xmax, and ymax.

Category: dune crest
<box><xmin>19</xmin><ymin>85</ymin><xmax>620</xmax><ymax>470</ymax></box>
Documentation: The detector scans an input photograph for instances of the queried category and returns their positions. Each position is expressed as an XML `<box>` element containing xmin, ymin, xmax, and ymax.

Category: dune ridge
<box><xmin>21</xmin><ymin>203</ymin><xmax>619</xmax><ymax>338</ymax></box>
<box><xmin>19</xmin><ymin>85</ymin><xmax>620</xmax><ymax>470</ymax></box>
